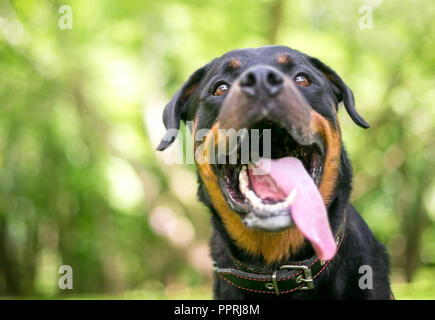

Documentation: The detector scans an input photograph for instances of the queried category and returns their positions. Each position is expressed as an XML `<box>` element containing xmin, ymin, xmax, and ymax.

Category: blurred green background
<box><xmin>0</xmin><ymin>0</ymin><xmax>434</xmax><ymax>299</ymax></box>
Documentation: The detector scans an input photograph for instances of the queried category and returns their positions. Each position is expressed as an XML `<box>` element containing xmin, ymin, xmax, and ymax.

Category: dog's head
<box><xmin>157</xmin><ymin>46</ymin><xmax>368</xmax><ymax>263</ymax></box>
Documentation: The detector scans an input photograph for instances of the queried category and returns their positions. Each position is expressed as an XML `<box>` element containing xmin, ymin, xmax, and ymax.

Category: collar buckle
<box><xmin>279</xmin><ymin>265</ymin><xmax>314</xmax><ymax>290</ymax></box>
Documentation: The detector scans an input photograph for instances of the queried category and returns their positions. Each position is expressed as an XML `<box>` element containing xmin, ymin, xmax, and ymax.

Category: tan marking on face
<box><xmin>310</xmin><ymin>111</ymin><xmax>342</xmax><ymax>204</ymax></box>
<box><xmin>183</xmin><ymin>84</ymin><xmax>198</xmax><ymax>100</ymax></box>
<box><xmin>193</xmin><ymin>119</ymin><xmax>304</xmax><ymax>264</ymax></box>
<box><xmin>277</xmin><ymin>53</ymin><xmax>291</xmax><ymax>65</ymax></box>
<box><xmin>227</xmin><ymin>58</ymin><xmax>241</xmax><ymax>69</ymax></box>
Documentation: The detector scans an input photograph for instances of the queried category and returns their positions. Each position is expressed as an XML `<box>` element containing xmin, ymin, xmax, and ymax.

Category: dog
<box><xmin>157</xmin><ymin>45</ymin><xmax>392</xmax><ymax>299</ymax></box>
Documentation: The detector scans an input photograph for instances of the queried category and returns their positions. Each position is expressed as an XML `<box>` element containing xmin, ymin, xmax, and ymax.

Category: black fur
<box><xmin>158</xmin><ymin>46</ymin><xmax>391</xmax><ymax>299</ymax></box>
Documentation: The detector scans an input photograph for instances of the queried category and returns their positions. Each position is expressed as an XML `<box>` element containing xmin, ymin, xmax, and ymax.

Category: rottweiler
<box><xmin>157</xmin><ymin>45</ymin><xmax>392</xmax><ymax>300</ymax></box>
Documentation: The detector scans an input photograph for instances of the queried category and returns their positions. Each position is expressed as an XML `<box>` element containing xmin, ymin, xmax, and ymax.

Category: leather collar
<box><xmin>214</xmin><ymin>212</ymin><xmax>346</xmax><ymax>295</ymax></box>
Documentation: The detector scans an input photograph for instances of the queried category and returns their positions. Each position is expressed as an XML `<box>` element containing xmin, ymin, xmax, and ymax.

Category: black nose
<box><xmin>239</xmin><ymin>66</ymin><xmax>284</xmax><ymax>96</ymax></box>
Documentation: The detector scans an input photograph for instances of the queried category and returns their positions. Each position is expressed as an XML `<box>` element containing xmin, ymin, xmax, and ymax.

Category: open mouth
<box><xmin>215</xmin><ymin>120</ymin><xmax>325</xmax><ymax>232</ymax></box>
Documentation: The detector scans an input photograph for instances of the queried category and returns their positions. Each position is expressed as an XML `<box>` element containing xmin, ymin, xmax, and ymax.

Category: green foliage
<box><xmin>0</xmin><ymin>0</ymin><xmax>434</xmax><ymax>299</ymax></box>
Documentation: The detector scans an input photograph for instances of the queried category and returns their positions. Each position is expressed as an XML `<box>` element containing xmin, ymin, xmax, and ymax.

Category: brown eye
<box><xmin>295</xmin><ymin>74</ymin><xmax>310</xmax><ymax>87</ymax></box>
<box><xmin>213</xmin><ymin>83</ymin><xmax>229</xmax><ymax>96</ymax></box>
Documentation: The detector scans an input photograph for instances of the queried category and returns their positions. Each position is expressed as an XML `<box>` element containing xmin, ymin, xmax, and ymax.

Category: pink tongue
<box><xmin>250</xmin><ymin>157</ymin><xmax>337</xmax><ymax>261</ymax></box>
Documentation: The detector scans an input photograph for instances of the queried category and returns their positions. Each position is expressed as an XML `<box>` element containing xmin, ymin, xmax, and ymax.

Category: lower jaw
<box><xmin>243</xmin><ymin>211</ymin><xmax>293</xmax><ymax>232</ymax></box>
<box><xmin>215</xmin><ymin>158</ymin><xmax>324</xmax><ymax>229</ymax></box>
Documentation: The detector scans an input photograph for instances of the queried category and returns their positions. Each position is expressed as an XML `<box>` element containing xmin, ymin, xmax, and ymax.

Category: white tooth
<box><xmin>239</xmin><ymin>166</ymin><xmax>246</xmax><ymax>180</ymax></box>
<box><xmin>244</xmin><ymin>190</ymin><xmax>253</xmax><ymax>200</ymax></box>
<box><xmin>238</xmin><ymin>165</ymin><xmax>249</xmax><ymax>195</ymax></box>
<box><xmin>250</xmin><ymin>195</ymin><xmax>259</xmax><ymax>203</ymax></box>
<box><xmin>260</xmin><ymin>203</ymin><xmax>271</xmax><ymax>212</ymax></box>
<box><xmin>263</xmin><ymin>204</ymin><xmax>274</xmax><ymax>212</ymax></box>
<box><xmin>240</xmin><ymin>186</ymin><xmax>246</xmax><ymax>196</ymax></box>
<box><xmin>239</xmin><ymin>182</ymin><xmax>246</xmax><ymax>193</ymax></box>
<box><xmin>264</xmin><ymin>198</ymin><xmax>292</xmax><ymax>212</ymax></box>
<box><xmin>273</xmin><ymin>205</ymin><xmax>284</xmax><ymax>213</ymax></box>
<box><xmin>286</xmin><ymin>188</ymin><xmax>297</xmax><ymax>205</ymax></box>
<box><xmin>277</xmin><ymin>202</ymin><xmax>287</xmax><ymax>210</ymax></box>
<box><xmin>248</xmin><ymin>192</ymin><xmax>262</xmax><ymax>206</ymax></box>
<box><xmin>274</xmin><ymin>202</ymin><xmax>287</xmax><ymax>211</ymax></box>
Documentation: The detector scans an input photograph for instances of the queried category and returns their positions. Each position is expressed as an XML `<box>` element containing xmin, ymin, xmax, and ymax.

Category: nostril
<box><xmin>240</xmin><ymin>72</ymin><xmax>256</xmax><ymax>87</ymax></box>
<box><xmin>266</xmin><ymin>71</ymin><xmax>283</xmax><ymax>86</ymax></box>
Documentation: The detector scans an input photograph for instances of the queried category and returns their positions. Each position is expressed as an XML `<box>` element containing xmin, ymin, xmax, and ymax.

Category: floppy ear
<box><xmin>156</xmin><ymin>63</ymin><xmax>211</xmax><ymax>151</ymax></box>
<box><xmin>309</xmin><ymin>57</ymin><xmax>370</xmax><ymax>129</ymax></box>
